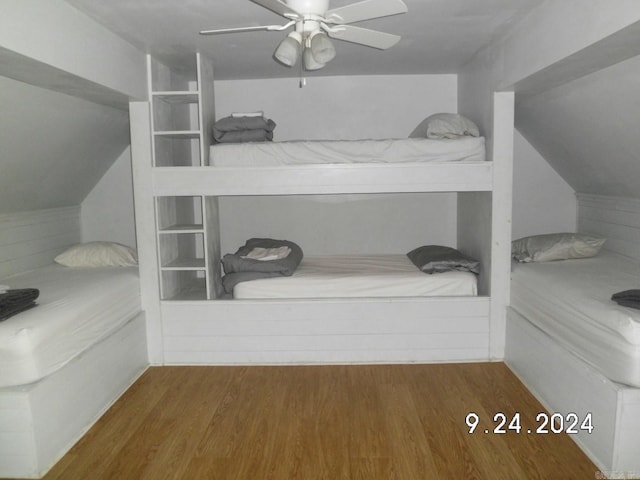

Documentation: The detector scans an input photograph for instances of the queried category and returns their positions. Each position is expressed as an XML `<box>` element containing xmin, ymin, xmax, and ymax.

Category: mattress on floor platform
<box><xmin>0</xmin><ymin>264</ymin><xmax>141</xmax><ymax>388</ymax></box>
<box><xmin>210</xmin><ymin>136</ymin><xmax>485</xmax><ymax>166</ymax></box>
<box><xmin>233</xmin><ymin>254</ymin><xmax>478</xmax><ymax>299</ymax></box>
<box><xmin>510</xmin><ymin>250</ymin><xmax>640</xmax><ymax>387</ymax></box>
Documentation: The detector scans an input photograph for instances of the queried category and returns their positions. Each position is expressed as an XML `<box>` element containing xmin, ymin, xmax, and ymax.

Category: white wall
<box><xmin>511</xmin><ymin>130</ymin><xmax>576</xmax><ymax>239</ymax></box>
<box><xmin>81</xmin><ymin>147</ymin><xmax>136</xmax><ymax>249</ymax></box>
<box><xmin>215</xmin><ymin>74</ymin><xmax>457</xmax><ymax>141</ymax></box>
<box><xmin>215</xmin><ymin>74</ymin><xmax>460</xmax><ymax>254</ymax></box>
<box><xmin>219</xmin><ymin>193</ymin><xmax>457</xmax><ymax>256</ymax></box>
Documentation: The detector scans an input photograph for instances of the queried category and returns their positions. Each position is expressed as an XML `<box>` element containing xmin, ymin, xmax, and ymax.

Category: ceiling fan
<box><xmin>200</xmin><ymin>0</ymin><xmax>408</xmax><ymax>71</ymax></box>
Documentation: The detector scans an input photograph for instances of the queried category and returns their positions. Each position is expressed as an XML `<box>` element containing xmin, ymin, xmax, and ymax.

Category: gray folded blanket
<box><xmin>0</xmin><ymin>288</ymin><xmax>40</xmax><ymax>321</ymax></box>
<box><xmin>222</xmin><ymin>238</ymin><xmax>303</xmax><ymax>294</ymax></box>
<box><xmin>213</xmin><ymin>115</ymin><xmax>276</xmax><ymax>143</ymax></box>
<box><xmin>406</xmin><ymin>245</ymin><xmax>480</xmax><ymax>274</ymax></box>
<box><xmin>215</xmin><ymin>129</ymin><xmax>274</xmax><ymax>144</ymax></box>
<box><xmin>612</xmin><ymin>289</ymin><xmax>640</xmax><ymax>310</ymax></box>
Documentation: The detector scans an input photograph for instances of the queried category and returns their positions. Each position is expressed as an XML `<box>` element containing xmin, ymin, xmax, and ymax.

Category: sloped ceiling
<box><xmin>516</xmin><ymin>54</ymin><xmax>640</xmax><ymax>199</ymax></box>
<box><xmin>0</xmin><ymin>75</ymin><xmax>130</xmax><ymax>213</ymax></box>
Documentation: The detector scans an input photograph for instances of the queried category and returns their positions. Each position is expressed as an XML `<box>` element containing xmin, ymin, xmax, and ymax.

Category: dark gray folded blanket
<box><xmin>213</xmin><ymin>116</ymin><xmax>276</xmax><ymax>143</ymax></box>
<box><xmin>222</xmin><ymin>238</ymin><xmax>303</xmax><ymax>294</ymax></box>
<box><xmin>214</xmin><ymin>129</ymin><xmax>274</xmax><ymax>144</ymax></box>
<box><xmin>0</xmin><ymin>288</ymin><xmax>40</xmax><ymax>321</ymax></box>
<box><xmin>612</xmin><ymin>289</ymin><xmax>640</xmax><ymax>310</ymax></box>
<box><xmin>407</xmin><ymin>245</ymin><xmax>480</xmax><ymax>274</ymax></box>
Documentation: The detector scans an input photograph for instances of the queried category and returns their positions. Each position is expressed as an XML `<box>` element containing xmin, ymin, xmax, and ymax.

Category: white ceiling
<box><xmin>64</xmin><ymin>0</ymin><xmax>541</xmax><ymax>80</ymax></box>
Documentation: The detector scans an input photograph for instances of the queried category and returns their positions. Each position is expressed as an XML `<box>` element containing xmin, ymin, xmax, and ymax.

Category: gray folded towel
<box><xmin>213</xmin><ymin>115</ymin><xmax>276</xmax><ymax>143</ymax></box>
<box><xmin>611</xmin><ymin>289</ymin><xmax>640</xmax><ymax>310</ymax></box>
<box><xmin>0</xmin><ymin>288</ymin><xmax>40</xmax><ymax>321</ymax></box>
<box><xmin>214</xmin><ymin>129</ymin><xmax>274</xmax><ymax>143</ymax></box>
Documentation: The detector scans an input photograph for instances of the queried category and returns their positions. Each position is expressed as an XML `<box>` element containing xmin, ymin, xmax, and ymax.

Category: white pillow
<box><xmin>54</xmin><ymin>241</ymin><xmax>138</xmax><ymax>267</ymax></box>
<box><xmin>409</xmin><ymin>113</ymin><xmax>480</xmax><ymax>139</ymax></box>
<box><xmin>511</xmin><ymin>233</ymin><xmax>606</xmax><ymax>263</ymax></box>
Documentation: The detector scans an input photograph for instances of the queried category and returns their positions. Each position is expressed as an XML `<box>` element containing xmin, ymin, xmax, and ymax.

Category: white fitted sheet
<box><xmin>511</xmin><ymin>251</ymin><xmax>640</xmax><ymax>387</ymax></box>
<box><xmin>210</xmin><ymin>137</ymin><xmax>485</xmax><ymax>166</ymax></box>
<box><xmin>0</xmin><ymin>264</ymin><xmax>141</xmax><ymax>388</ymax></box>
<box><xmin>233</xmin><ymin>254</ymin><xmax>478</xmax><ymax>299</ymax></box>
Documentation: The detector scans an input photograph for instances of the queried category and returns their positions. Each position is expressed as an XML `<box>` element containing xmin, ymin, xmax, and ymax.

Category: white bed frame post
<box><xmin>489</xmin><ymin>91</ymin><xmax>515</xmax><ymax>359</ymax></box>
<box><xmin>458</xmin><ymin>91</ymin><xmax>514</xmax><ymax>360</ymax></box>
<box><xmin>130</xmin><ymin>100</ymin><xmax>163</xmax><ymax>364</ymax></box>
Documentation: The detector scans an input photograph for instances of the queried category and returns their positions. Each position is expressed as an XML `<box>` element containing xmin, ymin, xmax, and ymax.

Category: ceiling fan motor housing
<box><xmin>295</xmin><ymin>19</ymin><xmax>322</xmax><ymax>35</ymax></box>
<box><xmin>286</xmin><ymin>0</ymin><xmax>330</xmax><ymax>16</ymax></box>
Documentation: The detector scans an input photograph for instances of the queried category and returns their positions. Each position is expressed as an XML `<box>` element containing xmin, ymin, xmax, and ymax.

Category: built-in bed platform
<box><xmin>0</xmin><ymin>264</ymin><xmax>148</xmax><ymax>478</ymax></box>
<box><xmin>152</xmin><ymin>137</ymin><xmax>492</xmax><ymax>196</ymax></box>
<box><xmin>506</xmin><ymin>247</ymin><xmax>640</xmax><ymax>477</ymax></box>
<box><xmin>510</xmin><ymin>251</ymin><xmax>640</xmax><ymax>387</ymax></box>
<box><xmin>0</xmin><ymin>264</ymin><xmax>142</xmax><ymax>388</ymax></box>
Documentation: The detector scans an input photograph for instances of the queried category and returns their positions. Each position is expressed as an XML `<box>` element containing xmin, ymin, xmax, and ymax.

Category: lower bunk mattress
<box><xmin>233</xmin><ymin>254</ymin><xmax>478</xmax><ymax>299</ymax></box>
<box><xmin>510</xmin><ymin>251</ymin><xmax>640</xmax><ymax>387</ymax></box>
<box><xmin>210</xmin><ymin>136</ymin><xmax>485</xmax><ymax>166</ymax></box>
<box><xmin>0</xmin><ymin>264</ymin><xmax>141</xmax><ymax>388</ymax></box>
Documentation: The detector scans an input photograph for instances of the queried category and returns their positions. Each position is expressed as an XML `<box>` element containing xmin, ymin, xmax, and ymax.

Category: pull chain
<box><xmin>299</xmin><ymin>23</ymin><xmax>306</xmax><ymax>88</ymax></box>
<box><xmin>299</xmin><ymin>55</ymin><xmax>305</xmax><ymax>88</ymax></box>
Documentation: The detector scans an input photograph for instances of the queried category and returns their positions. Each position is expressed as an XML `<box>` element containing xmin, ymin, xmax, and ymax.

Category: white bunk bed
<box><xmin>131</xmin><ymin>54</ymin><xmax>513</xmax><ymax>367</ymax></box>
<box><xmin>0</xmin><ymin>208</ymin><xmax>148</xmax><ymax>479</ymax></box>
<box><xmin>505</xmin><ymin>194</ymin><xmax>640</xmax><ymax>478</ymax></box>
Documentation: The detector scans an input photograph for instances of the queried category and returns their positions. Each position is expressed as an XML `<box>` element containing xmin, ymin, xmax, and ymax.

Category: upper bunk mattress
<box><xmin>210</xmin><ymin>137</ymin><xmax>485</xmax><ymax>167</ymax></box>
<box><xmin>0</xmin><ymin>264</ymin><xmax>141</xmax><ymax>388</ymax></box>
<box><xmin>510</xmin><ymin>251</ymin><xmax>640</xmax><ymax>387</ymax></box>
<box><xmin>233</xmin><ymin>254</ymin><xmax>478</xmax><ymax>299</ymax></box>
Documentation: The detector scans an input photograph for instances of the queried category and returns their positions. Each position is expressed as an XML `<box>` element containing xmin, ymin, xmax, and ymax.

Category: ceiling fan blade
<box><xmin>325</xmin><ymin>0</ymin><xmax>407</xmax><ymax>25</ymax></box>
<box><xmin>326</xmin><ymin>25</ymin><xmax>401</xmax><ymax>50</ymax></box>
<box><xmin>200</xmin><ymin>21</ymin><xmax>294</xmax><ymax>35</ymax></box>
<box><xmin>250</xmin><ymin>0</ymin><xmax>301</xmax><ymax>19</ymax></box>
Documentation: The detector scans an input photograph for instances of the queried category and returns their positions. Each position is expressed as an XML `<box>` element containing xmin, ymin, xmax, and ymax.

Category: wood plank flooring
<box><xmin>39</xmin><ymin>363</ymin><xmax>598</xmax><ymax>480</ymax></box>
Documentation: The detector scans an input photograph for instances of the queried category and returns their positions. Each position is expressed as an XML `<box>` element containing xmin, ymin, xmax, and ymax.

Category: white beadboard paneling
<box><xmin>166</xmin><ymin>332</ymin><xmax>489</xmax><ymax>353</ymax></box>
<box><xmin>165</xmin><ymin>348</ymin><xmax>491</xmax><ymax>366</ymax></box>
<box><xmin>164</xmin><ymin>335</ymin><xmax>491</xmax><ymax>365</ymax></box>
<box><xmin>161</xmin><ymin>298</ymin><xmax>490</xmax><ymax>364</ymax></box>
<box><xmin>162</xmin><ymin>315</ymin><xmax>487</xmax><ymax>337</ymax></box>
<box><xmin>577</xmin><ymin>194</ymin><xmax>640</xmax><ymax>261</ymax></box>
<box><xmin>163</xmin><ymin>297</ymin><xmax>489</xmax><ymax>323</ymax></box>
<box><xmin>0</xmin><ymin>207</ymin><xmax>80</xmax><ymax>278</ymax></box>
